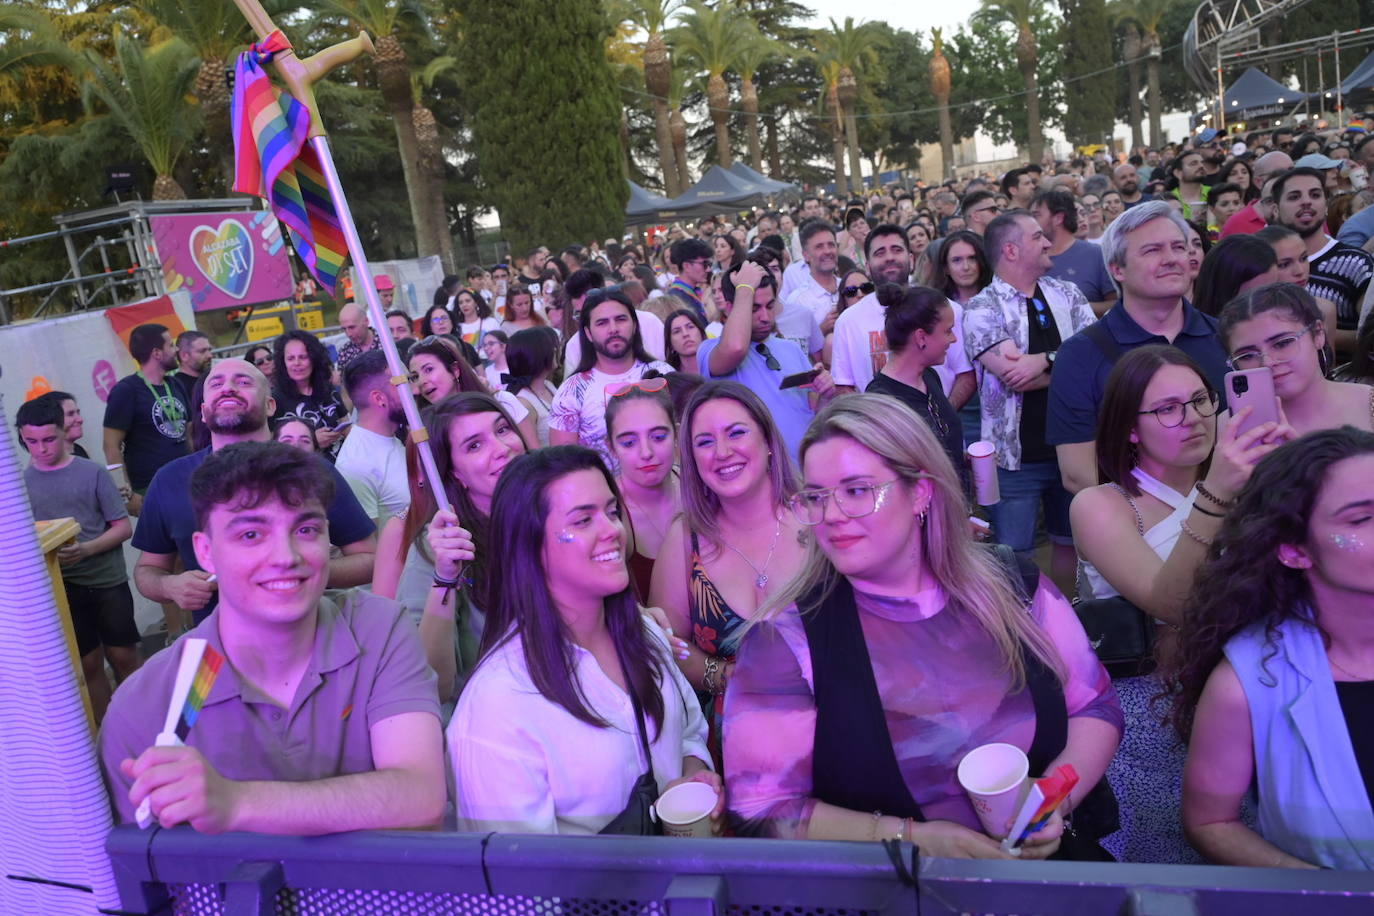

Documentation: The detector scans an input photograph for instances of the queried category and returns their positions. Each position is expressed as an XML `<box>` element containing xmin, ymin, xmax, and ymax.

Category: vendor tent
<box><xmin>727</xmin><ymin>161</ymin><xmax>799</xmax><ymax>196</ymax></box>
<box><xmin>1340</xmin><ymin>49</ymin><xmax>1374</xmax><ymax>99</ymax></box>
<box><xmin>624</xmin><ymin>165</ymin><xmax>771</xmax><ymax>225</ymax></box>
<box><xmin>625</xmin><ymin>181</ymin><xmax>674</xmax><ymax>225</ymax></box>
<box><xmin>1215</xmin><ymin>67</ymin><xmax>1311</xmax><ymax>120</ymax></box>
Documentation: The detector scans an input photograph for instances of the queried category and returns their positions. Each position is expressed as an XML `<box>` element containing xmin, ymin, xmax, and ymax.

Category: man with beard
<box><xmin>696</xmin><ymin>259</ymin><xmax>834</xmax><ymax>462</ymax></box>
<box><xmin>781</xmin><ymin>219</ymin><xmax>842</xmax><ymax>330</ymax></box>
<box><xmin>335</xmin><ymin>351</ymin><xmax>410</xmax><ymax>526</ymax></box>
<box><xmin>1273</xmin><ymin>167</ymin><xmax>1374</xmax><ymax>349</ymax></box>
<box><xmin>549</xmin><ymin>288</ymin><xmax>673</xmax><ymax>470</ymax></box>
<box><xmin>831</xmin><ymin>224</ymin><xmax>975</xmax><ymax>404</ymax></box>
<box><xmin>518</xmin><ymin>247</ymin><xmax>547</xmax><ymax>287</ymax></box>
<box><xmin>1112</xmin><ymin>163</ymin><xmax>1151</xmax><ymax>209</ymax></box>
<box><xmin>131</xmin><ymin>358</ymin><xmax>376</xmax><ymax>626</ymax></box>
<box><xmin>169</xmin><ymin>331</ymin><xmax>212</xmax><ymax>404</ymax></box>
<box><xmin>103</xmin><ymin>324</ymin><xmax>189</xmax><ymax>513</ymax></box>
<box><xmin>1166</xmin><ymin>150</ymin><xmax>1207</xmax><ymax>221</ymax></box>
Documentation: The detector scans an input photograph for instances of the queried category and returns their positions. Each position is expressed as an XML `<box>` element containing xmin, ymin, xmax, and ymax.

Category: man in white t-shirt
<box><xmin>781</xmin><ymin>219</ymin><xmax>842</xmax><ymax>331</ymax></box>
<box><xmin>831</xmin><ymin>224</ymin><xmax>976</xmax><ymax>406</ymax></box>
<box><xmin>549</xmin><ymin>289</ymin><xmax>673</xmax><ymax>471</ymax></box>
<box><xmin>335</xmin><ymin>350</ymin><xmax>410</xmax><ymax>526</ymax></box>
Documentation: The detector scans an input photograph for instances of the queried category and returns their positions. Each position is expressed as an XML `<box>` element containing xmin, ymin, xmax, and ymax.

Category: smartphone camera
<box><xmin>1232</xmin><ymin>375</ymin><xmax>1249</xmax><ymax>396</ymax></box>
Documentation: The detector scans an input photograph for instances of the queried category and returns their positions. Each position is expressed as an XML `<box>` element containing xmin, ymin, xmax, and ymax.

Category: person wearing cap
<box><xmin>373</xmin><ymin>273</ymin><xmax>395</xmax><ymax>308</ymax></box>
<box><xmin>1294</xmin><ymin>153</ymin><xmax>1342</xmax><ymax>194</ymax></box>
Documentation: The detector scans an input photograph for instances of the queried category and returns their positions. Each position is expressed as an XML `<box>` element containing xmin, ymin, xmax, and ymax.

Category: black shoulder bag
<box><xmin>599</xmin><ymin>652</ymin><xmax>663</xmax><ymax>836</ymax></box>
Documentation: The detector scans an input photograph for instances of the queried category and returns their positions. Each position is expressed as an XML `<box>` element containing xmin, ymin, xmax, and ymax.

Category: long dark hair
<box><xmin>421</xmin><ymin>303</ymin><xmax>453</xmax><ymax>338</ymax></box>
<box><xmin>573</xmin><ymin>288</ymin><xmax>655</xmax><ymax>375</ymax></box>
<box><xmin>1218</xmin><ymin>158</ymin><xmax>1259</xmax><ymax>202</ymax></box>
<box><xmin>663</xmin><ymin>308</ymin><xmax>707</xmax><ymax>370</ymax></box>
<box><xmin>433</xmin><ymin>274</ymin><xmax>462</xmax><ymax>306</ymax></box>
<box><xmin>480</xmin><ymin>446</ymin><xmax>669</xmax><ymax>734</ymax></box>
<box><xmin>1095</xmin><ymin>345</ymin><xmax>1214</xmax><ymax>494</ymax></box>
<box><xmin>876</xmin><ymin>283</ymin><xmax>950</xmax><ymax>353</ymax></box>
<box><xmin>272</xmin><ymin>330</ymin><xmax>332</xmax><ymax>400</ymax></box>
<box><xmin>454</xmin><ymin>288</ymin><xmax>491</xmax><ymax>321</ymax></box>
<box><xmin>1164</xmin><ymin>427</ymin><xmax>1374</xmax><ymax>741</ymax></box>
<box><xmin>1192</xmin><ymin>235</ymin><xmax>1277</xmax><ymax>317</ymax></box>
<box><xmin>407</xmin><ymin>335</ymin><xmax>488</xmax><ymax>399</ymax></box>
<box><xmin>401</xmin><ymin>392</ymin><xmax>522</xmax><ymax>612</ymax></box>
<box><xmin>927</xmin><ymin>230</ymin><xmax>992</xmax><ymax>301</ymax></box>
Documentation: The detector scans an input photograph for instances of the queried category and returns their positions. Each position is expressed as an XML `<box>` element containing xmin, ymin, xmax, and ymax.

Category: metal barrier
<box><xmin>105</xmin><ymin>826</ymin><xmax>1374</xmax><ymax>916</ymax></box>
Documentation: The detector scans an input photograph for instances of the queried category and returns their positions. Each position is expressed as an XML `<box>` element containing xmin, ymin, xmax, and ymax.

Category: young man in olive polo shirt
<box><xmin>99</xmin><ymin>441</ymin><xmax>445</xmax><ymax>834</ymax></box>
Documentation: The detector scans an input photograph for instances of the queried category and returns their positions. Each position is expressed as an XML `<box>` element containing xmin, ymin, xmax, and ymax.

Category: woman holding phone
<box><xmin>1218</xmin><ymin>284</ymin><xmax>1374</xmax><ymax>438</ymax></box>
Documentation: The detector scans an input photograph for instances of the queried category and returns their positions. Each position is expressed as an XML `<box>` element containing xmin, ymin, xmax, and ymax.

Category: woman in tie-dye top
<box><xmin>723</xmin><ymin>394</ymin><xmax>1121</xmax><ymax>859</ymax></box>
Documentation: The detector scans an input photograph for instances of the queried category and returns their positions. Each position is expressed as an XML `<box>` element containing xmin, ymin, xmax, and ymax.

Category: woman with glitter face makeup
<box><xmin>1219</xmin><ymin>285</ymin><xmax>1374</xmax><ymax>438</ymax></box>
<box><xmin>1167</xmin><ymin>427</ymin><xmax>1374</xmax><ymax>869</ymax></box>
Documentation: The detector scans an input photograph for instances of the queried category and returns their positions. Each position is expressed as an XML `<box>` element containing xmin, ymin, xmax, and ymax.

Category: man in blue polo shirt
<box><xmin>132</xmin><ymin>358</ymin><xmax>376</xmax><ymax>627</ymax></box>
<box><xmin>697</xmin><ymin>257</ymin><xmax>834</xmax><ymax>462</ymax></box>
<box><xmin>1049</xmin><ymin>200</ymin><xmax>1229</xmax><ymax>494</ymax></box>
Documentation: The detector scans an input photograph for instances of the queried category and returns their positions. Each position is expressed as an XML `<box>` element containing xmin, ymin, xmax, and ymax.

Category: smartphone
<box><xmin>779</xmin><ymin>368</ymin><xmax>821</xmax><ymax>389</ymax></box>
<box><xmin>1225</xmin><ymin>367</ymin><xmax>1279</xmax><ymax>437</ymax></box>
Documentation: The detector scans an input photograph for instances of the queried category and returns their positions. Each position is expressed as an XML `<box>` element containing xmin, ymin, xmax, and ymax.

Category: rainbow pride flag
<box><xmin>231</xmin><ymin>30</ymin><xmax>347</xmax><ymax>294</ymax></box>
<box><xmin>174</xmin><ymin>644</ymin><xmax>225</xmax><ymax>743</ymax></box>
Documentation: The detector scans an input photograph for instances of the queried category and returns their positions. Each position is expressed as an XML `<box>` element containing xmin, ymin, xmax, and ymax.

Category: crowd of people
<box><xmin>16</xmin><ymin>119</ymin><xmax>1374</xmax><ymax>870</ymax></box>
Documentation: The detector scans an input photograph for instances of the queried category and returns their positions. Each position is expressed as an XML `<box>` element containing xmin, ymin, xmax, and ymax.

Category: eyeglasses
<box><xmin>755</xmin><ymin>343</ymin><xmax>782</xmax><ymax>371</ymax></box>
<box><xmin>1227</xmin><ymin>324</ymin><xmax>1316</xmax><ymax>370</ymax></box>
<box><xmin>1028</xmin><ymin>296</ymin><xmax>1051</xmax><ymax>330</ymax></box>
<box><xmin>1138</xmin><ymin>390</ymin><xmax>1219</xmax><ymax>428</ymax></box>
<box><xmin>606</xmin><ymin>376</ymin><xmax>669</xmax><ymax>399</ymax></box>
<box><xmin>789</xmin><ymin>478</ymin><xmax>913</xmax><ymax>526</ymax></box>
<box><xmin>842</xmin><ymin>281</ymin><xmax>875</xmax><ymax>298</ymax></box>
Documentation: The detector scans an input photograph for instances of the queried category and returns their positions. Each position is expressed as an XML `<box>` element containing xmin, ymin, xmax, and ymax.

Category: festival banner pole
<box><xmin>230</xmin><ymin>0</ymin><xmax>450</xmax><ymax>513</ymax></box>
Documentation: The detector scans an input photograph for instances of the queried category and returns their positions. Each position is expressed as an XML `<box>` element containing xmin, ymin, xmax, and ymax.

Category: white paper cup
<box><xmin>967</xmin><ymin>440</ymin><xmax>1000</xmax><ymax>506</ymax></box>
<box><xmin>653</xmin><ymin>782</ymin><xmax>717</xmax><ymax>838</ymax></box>
<box><xmin>957</xmin><ymin>743</ymin><xmax>1029</xmax><ymax>838</ymax></box>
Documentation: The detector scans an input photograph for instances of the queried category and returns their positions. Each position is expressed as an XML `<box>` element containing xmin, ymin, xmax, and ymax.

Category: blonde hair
<box><xmin>763</xmin><ymin>394</ymin><xmax>1064</xmax><ymax>689</ymax></box>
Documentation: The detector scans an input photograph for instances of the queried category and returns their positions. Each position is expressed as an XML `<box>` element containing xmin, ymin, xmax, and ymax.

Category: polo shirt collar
<box><xmin>194</xmin><ymin>593</ymin><xmax>360</xmax><ymax>709</ymax></box>
<box><xmin>1107</xmin><ymin>298</ymin><xmax>1210</xmax><ymax>344</ymax></box>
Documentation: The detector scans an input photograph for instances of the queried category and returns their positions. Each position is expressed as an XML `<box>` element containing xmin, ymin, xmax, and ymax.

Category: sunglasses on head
<box><xmin>843</xmin><ymin>281</ymin><xmax>875</xmax><ymax>298</ymax></box>
<box><xmin>606</xmin><ymin>376</ymin><xmax>669</xmax><ymax>399</ymax></box>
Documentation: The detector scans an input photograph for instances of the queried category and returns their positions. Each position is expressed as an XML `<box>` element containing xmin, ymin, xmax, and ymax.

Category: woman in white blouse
<box><xmin>449</xmin><ymin>445</ymin><xmax>720</xmax><ymax>834</ymax></box>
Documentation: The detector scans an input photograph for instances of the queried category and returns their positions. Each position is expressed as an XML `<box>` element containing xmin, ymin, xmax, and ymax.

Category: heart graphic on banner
<box><xmin>190</xmin><ymin>220</ymin><xmax>254</xmax><ymax>299</ymax></box>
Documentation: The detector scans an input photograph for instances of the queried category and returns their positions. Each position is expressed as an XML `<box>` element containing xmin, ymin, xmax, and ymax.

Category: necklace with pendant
<box><xmin>720</xmin><ymin>515</ymin><xmax>782</xmax><ymax>590</ymax></box>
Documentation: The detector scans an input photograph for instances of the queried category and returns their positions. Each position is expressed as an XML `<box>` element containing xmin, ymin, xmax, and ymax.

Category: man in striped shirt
<box><xmin>1274</xmin><ymin>167</ymin><xmax>1374</xmax><ymax>351</ymax></box>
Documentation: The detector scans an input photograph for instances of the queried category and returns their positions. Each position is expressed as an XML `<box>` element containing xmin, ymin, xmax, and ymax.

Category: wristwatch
<box><xmin>1045</xmin><ymin>350</ymin><xmax>1057</xmax><ymax>374</ymax></box>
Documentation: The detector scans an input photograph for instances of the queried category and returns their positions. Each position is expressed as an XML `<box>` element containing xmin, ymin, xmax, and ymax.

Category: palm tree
<box><xmin>818</xmin><ymin>58</ymin><xmax>847</xmax><ymax>192</ymax></box>
<box><xmin>417</xmin><ymin>61</ymin><xmax>457</xmax><ymax>269</ymax></box>
<box><xmin>610</xmin><ymin>0</ymin><xmax>683</xmax><ymax>196</ymax></box>
<box><xmin>671</xmin><ymin>1</ymin><xmax>751</xmax><ymax>169</ymax></box>
<box><xmin>1118</xmin><ymin>21</ymin><xmax>1146</xmax><ymax>151</ymax></box>
<box><xmin>83</xmin><ymin>35</ymin><xmax>200</xmax><ymax>199</ymax></box>
<box><xmin>819</xmin><ymin>17</ymin><xmax>884</xmax><ymax>195</ymax></box>
<box><xmin>975</xmin><ymin>0</ymin><xmax>1046</xmax><ymax>165</ymax></box>
<box><xmin>734</xmin><ymin>27</ymin><xmax>776</xmax><ymax>174</ymax></box>
<box><xmin>929</xmin><ymin>28</ymin><xmax>955</xmax><ymax>181</ymax></box>
<box><xmin>318</xmin><ymin>0</ymin><xmax>440</xmax><ymax>259</ymax></box>
<box><xmin>667</xmin><ymin>63</ymin><xmax>692</xmax><ymax>190</ymax></box>
<box><xmin>1110</xmin><ymin>0</ymin><xmax>1174</xmax><ymax>149</ymax></box>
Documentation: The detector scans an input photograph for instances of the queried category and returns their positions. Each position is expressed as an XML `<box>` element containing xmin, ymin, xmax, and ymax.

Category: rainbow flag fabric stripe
<box><xmin>231</xmin><ymin>30</ymin><xmax>347</xmax><ymax>294</ymax></box>
<box><xmin>174</xmin><ymin>644</ymin><xmax>225</xmax><ymax>743</ymax></box>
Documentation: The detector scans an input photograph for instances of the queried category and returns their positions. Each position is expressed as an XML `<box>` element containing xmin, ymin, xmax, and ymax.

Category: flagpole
<box><xmin>230</xmin><ymin>0</ymin><xmax>450</xmax><ymax>515</ymax></box>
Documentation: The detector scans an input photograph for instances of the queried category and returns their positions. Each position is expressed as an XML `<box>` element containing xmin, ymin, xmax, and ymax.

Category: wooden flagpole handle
<box><xmin>231</xmin><ymin>0</ymin><xmax>374</xmax><ymax>139</ymax></box>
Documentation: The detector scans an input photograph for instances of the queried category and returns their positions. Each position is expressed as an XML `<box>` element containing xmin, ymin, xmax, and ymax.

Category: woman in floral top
<box><xmin>723</xmin><ymin>394</ymin><xmax>1121</xmax><ymax>858</ymax></box>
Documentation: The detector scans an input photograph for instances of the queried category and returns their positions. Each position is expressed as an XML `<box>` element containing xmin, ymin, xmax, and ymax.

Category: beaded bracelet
<box><xmin>1180</xmin><ymin>519</ymin><xmax>1214</xmax><ymax>547</ymax></box>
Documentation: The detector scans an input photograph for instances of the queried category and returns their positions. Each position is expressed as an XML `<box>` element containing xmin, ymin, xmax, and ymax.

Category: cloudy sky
<box><xmin>803</xmin><ymin>0</ymin><xmax>984</xmax><ymax>38</ymax></box>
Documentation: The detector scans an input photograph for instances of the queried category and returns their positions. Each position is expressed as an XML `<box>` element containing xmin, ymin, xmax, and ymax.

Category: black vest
<box><xmin>802</xmin><ymin>553</ymin><xmax>1067</xmax><ymax>820</ymax></box>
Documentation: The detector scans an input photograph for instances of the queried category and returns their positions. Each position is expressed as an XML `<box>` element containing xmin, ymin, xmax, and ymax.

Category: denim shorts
<box><xmin>988</xmin><ymin>459</ymin><xmax>1074</xmax><ymax>554</ymax></box>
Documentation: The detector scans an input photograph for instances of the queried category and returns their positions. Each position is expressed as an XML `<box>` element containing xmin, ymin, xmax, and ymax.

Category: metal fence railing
<box><xmin>103</xmin><ymin>826</ymin><xmax>1374</xmax><ymax>916</ymax></box>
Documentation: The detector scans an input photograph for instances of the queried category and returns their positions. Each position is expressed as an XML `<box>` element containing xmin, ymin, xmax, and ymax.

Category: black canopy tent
<box><xmin>1212</xmin><ymin>67</ymin><xmax>1312</xmax><ymax>122</ymax></box>
<box><xmin>624</xmin><ymin>165</ymin><xmax>772</xmax><ymax>225</ymax></box>
<box><xmin>624</xmin><ymin>181</ymin><xmax>674</xmax><ymax>226</ymax></box>
<box><xmin>727</xmin><ymin>161</ymin><xmax>799</xmax><ymax>196</ymax></box>
<box><xmin>1341</xmin><ymin>49</ymin><xmax>1374</xmax><ymax>101</ymax></box>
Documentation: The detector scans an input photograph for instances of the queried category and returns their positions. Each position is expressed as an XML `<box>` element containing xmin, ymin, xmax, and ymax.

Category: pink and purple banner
<box><xmin>149</xmin><ymin>210</ymin><xmax>295</xmax><ymax>313</ymax></box>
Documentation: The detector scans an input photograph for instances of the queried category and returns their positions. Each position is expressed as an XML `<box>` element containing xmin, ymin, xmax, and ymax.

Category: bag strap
<box><xmin>1105</xmin><ymin>483</ymin><xmax>1145</xmax><ymax>535</ymax></box>
<box><xmin>615</xmin><ymin>638</ymin><xmax>656</xmax><ymax>783</ymax></box>
<box><xmin>1083</xmin><ymin>319</ymin><xmax>1123</xmax><ymax>366</ymax></box>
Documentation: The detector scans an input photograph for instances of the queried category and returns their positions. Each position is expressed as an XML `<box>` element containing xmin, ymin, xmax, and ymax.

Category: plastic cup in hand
<box><xmin>967</xmin><ymin>441</ymin><xmax>1000</xmax><ymax>506</ymax></box>
<box><xmin>653</xmin><ymin>782</ymin><xmax>717</xmax><ymax>838</ymax></box>
<box><xmin>957</xmin><ymin>743</ymin><xmax>1029</xmax><ymax>838</ymax></box>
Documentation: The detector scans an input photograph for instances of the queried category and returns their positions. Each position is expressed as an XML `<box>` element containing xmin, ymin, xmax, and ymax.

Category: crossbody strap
<box><xmin>616</xmin><ymin>639</ymin><xmax>656</xmax><ymax>782</ymax></box>
<box><xmin>1105</xmin><ymin>483</ymin><xmax>1144</xmax><ymax>535</ymax></box>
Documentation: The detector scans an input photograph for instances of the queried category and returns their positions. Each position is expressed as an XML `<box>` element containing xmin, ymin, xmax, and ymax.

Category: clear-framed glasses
<box><xmin>1137</xmin><ymin>390</ymin><xmax>1219</xmax><ymax>428</ymax></box>
<box><xmin>1226</xmin><ymin>324</ymin><xmax>1316</xmax><ymax>370</ymax></box>
<box><xmin>789</xmin><ymin>478</ymin><xmax>913</xmax><ymax>526</ymax></box>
